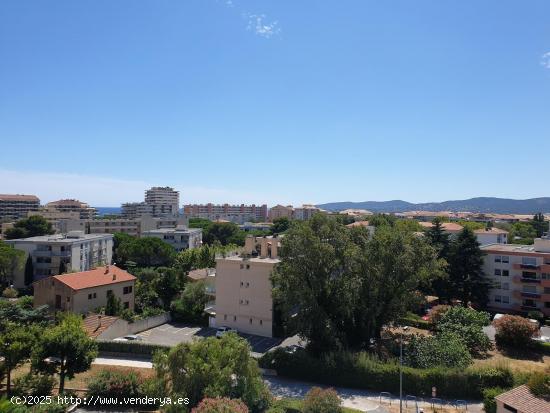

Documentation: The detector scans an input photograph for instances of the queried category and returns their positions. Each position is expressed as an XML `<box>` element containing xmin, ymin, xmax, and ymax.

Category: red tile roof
<box><xmin>473</xmin><ymin>227</ymin><xmax>509</xmax><ymax>235</ymax></box>
<box><xmin>52</xmin><ymin>265</ymin><xmax>136</xmax><ymax>291</ymax></box>
<box><xmin>419</xmin><ymin>221</ymin><xmax>463</xmax><ymax>232</ymax></box>
<box><xmin>83</xmin><ymin>314</ymin><xmax>120</xmax><ymax>338</ymax></box>
<box><xmin>495</xmin><ymin>385</ymin><xmax>550</xmax><ymax>413</ymax></box>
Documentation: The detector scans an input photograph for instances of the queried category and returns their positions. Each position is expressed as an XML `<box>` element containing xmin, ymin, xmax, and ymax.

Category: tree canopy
<box><xmin>0</xmin><ymin>240</ymin><xmax>24</xmax><ymax>287</ymax></box>
<box><xmin>4</xmin><ymin>216</ymin><xmax>54</xmax><ymax>240</ymax></box>
<box><xmin>272</xmin><ymin>214</ymin><xmax>442</xmax><ymax>353</ymax></box>
<box><xmin>114</xmin><ymin>236</ymin><xmax>176</xmax><ymax>268</ymax></box>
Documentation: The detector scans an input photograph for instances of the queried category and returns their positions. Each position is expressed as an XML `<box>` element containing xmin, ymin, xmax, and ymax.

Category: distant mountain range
<box><xmin>317</xmin><ymin>197</ymin><xmax>550</xmax><ymax>214</ymax></box>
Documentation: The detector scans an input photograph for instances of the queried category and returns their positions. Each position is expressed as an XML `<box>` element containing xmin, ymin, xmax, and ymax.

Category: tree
<box><xmin>272</xmin><ymin>214</ymin><xmax>441</xmax><ymax>353</ymax></box>
<box><xmin>302</xmin><ymin>387</ymin><xmax>342</xmax><ymax>413</ymax></box>
<box><xmin>105</xmin><ymin>290</ymin><xmax>122</xmax><ymax>316</ymax></box>
<box><xmin>493</xmin><ymin>315</ymin><xmax>539</xmax><ymax>348</ymax></box>
<box><xmin>154</xmin><ymin>334</ymin><xmax>271</xmax><ymax>412</ymax></box>
<box><xmin>170</xmin><ymin>281</ymin><xmax>208</xmax><ymax>323</ymax></box>
<box><xmin>532</xmin><ymin>213</ymin><xmax>549</xmax><ymax>238</ymax></box>
<box><xmin>4</xmin><ymin>216</ymin><xmax>54</xmax><ymax>240</ymax></box>
<box><xmin>58</xmin><ymin>260</ymin><xmax>66</xmax><ymax>276</ymax></box>
<box><xmin>0</xmin><ymin>323</ymin><xmax>39</xmax><ymax>395</ymax></box>
<box><xmin>115</xmin><ymin>236</ymin><xmax>176</xmax><ymax>268</ymax></box>
<box><xmin>32</xmin><ymin>313</ymin><xmax>98</xmax><ymax>393</ymax></box>
<box><xmin>509</xmin><ymin>222</ymin><xmax>537</xmax><ymax>245</ymax></box>
<box><xmin>447</xmin><ymin>228</ymin><xmax>488</xmax><ymax>307</ymax></box>
<box><xmin>24</xmin><ymin>255</ymin><xmax>34</xmax><ymax>286</ymax></box>
<box><xmin>424</xmin><ymin>219</ymin><xmax>452</xmax><ymax>301</ymax></box>
<box><xmin>271</xmin><ymin>217</ymin><xmax>291</xmax><ymax>234</ymax></box>
<box><xmin>0</xmin><ymin>240</ymin><xmax>24</xmax><ymax>287</ymax></box>
<box><xmin>404</xmin><ymin>332</ymin><xmax>472</xmax><ymax>369</ymax></box>
<box><xmin>435</xmin><ymin>306</ymin><xmax>491</xmax><ymax>354</ymax></box>
<box><xmin>192</xmin><ymin>398</ymin><xmax>249</xmax><ymax>413</ymax></box>
<box><xmin>203</xmin><ymin>222</ymin><xmax>245</xmax><ymax>246</ymax></box>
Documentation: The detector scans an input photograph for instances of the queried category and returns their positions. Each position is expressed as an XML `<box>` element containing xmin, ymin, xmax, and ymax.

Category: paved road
<box><xmin>93</xmin><ymin>356</ymin><xmax>153</xmax><ymax>369</ymax></box>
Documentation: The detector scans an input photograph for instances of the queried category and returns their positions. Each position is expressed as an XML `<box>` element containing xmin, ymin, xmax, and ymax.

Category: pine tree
<box><xmin>24</xmin><ymin>255</ymin><xmax>34</xmax><ymax>286</ymax></box>
<box><xmin>448</xmin><ymin>228</ymin><xmax>489</xmax><ymax>307</ymax></box>
<box><xmin>425</xmin><ymin>218</ymin><xmax>451</xmax><ymax>302</ymax></box>
<box><xmin>532</xmin><ymin>212</ymin><xmax>548</xmax><ymax>238</ymax></box>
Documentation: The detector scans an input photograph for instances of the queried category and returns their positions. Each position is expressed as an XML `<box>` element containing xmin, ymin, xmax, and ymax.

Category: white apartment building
<box><xmin>214</xmin><ymin>235</ymin><xmax>281</xmax><ymax>337</ymax></box>
<box><xmin>293</xmin><ymin>204</ymin><xmax>324</xmax><ymax>220</ymax></box>
<box><xmin>0</xmin><ymin>194</ymin><xmax>40</xmax><ymax>220</ymax></box>
<box><xmin>44</xmin><ymin>199</ymin><xmax>97</xmax><ymax>220</ymax></box>
<box><xmin>121</xmin><ymin>202</ymin><xmax>154</xmax><ymax>219</ymax></box>
<box><xmin>184</xmin><ymin>203</ymin><xmax>268</xmax><ymax>224</ymax></box>
<box><xmin>481</xmin><ymin>236</ymin><xmax>550</xmax><ymax>317</ymax></box>
<box><xmin>6</xmin><ymin>231</ymin><xmax>113</xmax><ymax>288</ymax></box>
<box><xmin>142</xmin><ymin>226</ymin><xmax>202</xmax><ymax>251</ymax></box>
<box><xmin>145</xmin><ymin>187</ymin><xmax>180</xmax><ymax>217</ymax></box>
<box><xmin>474</xmin><ymin>227</ymin><xmax>508</xmax><ymax>246</ymax></box>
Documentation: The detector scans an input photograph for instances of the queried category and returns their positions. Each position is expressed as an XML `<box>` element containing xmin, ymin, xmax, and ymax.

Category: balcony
<box><xmin>521</xmin><ymin>292</ymin><xmax>541</xmax><ymax>299</ymax></box>
<box><xmin>513</xmin><ymin>263</ymin><xmax>540</xmax><ymax>271</ymax></box>
<box><xmin>521</xmin><ymin>305</ymin><xmax>539</xmax><ymax>311</ymax></box>
<box><xmin>205</xmin><ymin>287</ymin><xmax>216</xmax><ymax>296</ymax></box>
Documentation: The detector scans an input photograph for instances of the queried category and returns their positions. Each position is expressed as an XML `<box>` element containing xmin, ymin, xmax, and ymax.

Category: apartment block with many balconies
<box><xmin>0</xmin><ymin>194</ymin><xmax>40</xmax><ymax>220</ymax></box>
<box><xmin>184</xmin><ymin>203</ymin><xmax>268</xmax><ymax>224</ymax></box>
<box><xmin>481</xmin><ymin>236</ymin><xmax>550</xmax><ymax>317</ymax></box>
<box><xmin>5</xmin><ymin>231</ymin><xmax>113</xmax><ymax>288</ymax></box>
<box><xmin>144</xmin><ymin>186</ymin><xmax>180</xmax><ymax>217</ymax></box>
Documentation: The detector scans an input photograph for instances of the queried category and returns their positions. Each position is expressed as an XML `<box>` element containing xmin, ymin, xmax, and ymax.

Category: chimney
<box><xmin>104</xmin><ymin>265</ymin><xmax>109</xmax><ymax>274</ymax></box>
<box><xmin>112</xmin><ymin>273</ymin><xmax>116</xmax><ymax>281</ymax></box>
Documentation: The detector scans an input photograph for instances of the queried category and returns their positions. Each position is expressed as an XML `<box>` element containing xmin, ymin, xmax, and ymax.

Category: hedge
<box><xmin>260</xmin><ymin>349</ymin><xmax>514</xmax><ymax>399</ymax></box>
<box><xmin>97</xmin><ymin>340</ymin><xmax>169</xmax><ymax>356</ymax></box>
<box><xmin>533</xmin><ymin>341</ymin><xmax>550</xmax><ymax>355</ymax></box>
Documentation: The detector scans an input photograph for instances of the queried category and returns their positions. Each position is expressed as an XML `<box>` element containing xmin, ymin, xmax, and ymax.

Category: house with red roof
<box><xmin>33</xmin><ymin>265</ymin><xmax>136</xmax><ymax>314</ymax></box>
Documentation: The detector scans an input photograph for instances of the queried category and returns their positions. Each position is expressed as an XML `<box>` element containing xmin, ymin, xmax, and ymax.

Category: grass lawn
<box><xmin>9</xmin><ymin>363</ymin><xmax>154</xmax><ymax>392</ymax></box>
<box><xmin>473</xmin><ymin>348</ymin><xmax>549</xmax><ymax>373</ymax></box>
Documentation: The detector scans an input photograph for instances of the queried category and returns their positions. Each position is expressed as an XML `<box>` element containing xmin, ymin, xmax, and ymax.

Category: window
<box><xmin>66</xmin><ymin>296</ymin><xmax>70</xmax><ymax>302</ymax></box>
<box><xmin>246</xmin><ymin>264</ymin><xmax>250</xmax><ymax>270</ymax></box>
<box><xmin>494</xmin><ymin>256</ymin><xmax>501</xmax><ymax>263</ymax></box>
<box><xmin>246</xmin><ymin>282</ymin><xmax>249</xmax><ymax>288</ymax></box>
<box><xmin>545</xmin><ymin>302</ymin><xmax>550</xmax><ymax>309</ymax></box>
<box><xmin>522</xmin><ymin>257</ymin><xmax>537</xmax><ymax>266</ymax></box>
<box><xmin>494</xmin><ymin>269</ymin><xmax>501</xmax><ymax>276</ymax></box>
<box><xmin>260</xmin><ymin>320</ymin><xmax>263</xmax><ymax>325</ymax></box>
<box><xmin>88</xmin><ymin>293</ymin><xmax>93</xmax><ymax>300</ymax></box>
<box><xmin>502</xmin><ymin>283</ymin><xmax>509</xmax><ymax>290</ymax></box>
<box><xmin>502</xmin><ymin>270</ymin><xmax>509</xmax><ymax>277</ymax></box>
<box><xmin>501</xmin><ymin>256</ymin><xmax>509</xmax><ymax>263</ymax></box>
<box><xmin>240</xmin><ymin>281</ymin><xmax>243</xmax><ymax>287</ymax></box>
<box><xmin>240</xmin><ymin>264</ymin><xmax>244</xmax><ymax>269</ymax></box>
<box><xmin>542</xmin><ymin>273</ymin><xmax>550</xmax><ymax>280</ymax></box>
<box><xmin>494</xmin><ymin>295</ymin><xmax>501</xmax><ymax>303</ymax></box>
<box><xmin>249</xmin><ymin>318</ymin><xmax>252</xmax><ymax>324</ymax></box>
<box><xmin>522</xmin><ymin>271</ymin><xmax>537</xmax><ymax>280</ymax></box>
<box><xmin>545</xmin><ymin>287</ymin><xmax>550</xmax><ymax>294</ymax></box>
<box><xmin>502</xmin><ymin>296</ymin><xmax>510</xmax><ymax>304</ymax></box>
<box><xmin>123</xmin><ymin>301</ymin><xmax>129</xmax><ymax>309</ymax></box>
<box><xmin>522</xmin><ymin>285</ymin><xmax>537</xmax><ymax>293</ymax></box>
<box><xmin>106</xmin><ymin>289</ymin><xmax>113</xmax><ymax>297</ymax></box>
<box><xmin>93</xmin><ymin>293</ymin><xmax>97</xmax><ymax>298</ymax></box>
<box><xmin>224</xmin><ymin>314</ymin><xmax>227</xmax><ymax>321</ymax></box>
<box><xmin>123</xmin><ymin>286</ymin><xmax>133</xmax><ymax>294</ymax></box>
<box><xmin>233</xmin><ymin>316</ymin><xmax>236</xmax><ymax>321</ymax></box>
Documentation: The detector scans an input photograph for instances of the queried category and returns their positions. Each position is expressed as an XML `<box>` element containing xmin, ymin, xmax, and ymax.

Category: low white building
<box><xmin>474</xmin><ymin>227</ymin><xmax>508</xmax><ymax>246</ymax></box>
<box><xmin>142</xmin><ymin>226</ymin><xmax>202</xmax><ymax>251</ymax></box>
<box><xmin>5</xmin><ymin>231</ymin><xmax>113</xmax><ymax>288</ymax></box>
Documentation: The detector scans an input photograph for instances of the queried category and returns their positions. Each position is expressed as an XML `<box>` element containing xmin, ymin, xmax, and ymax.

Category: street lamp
<box><xmin>399</xmin><ymin>326</ymin><xmax>409</xmax><ymax>413</ymax></box>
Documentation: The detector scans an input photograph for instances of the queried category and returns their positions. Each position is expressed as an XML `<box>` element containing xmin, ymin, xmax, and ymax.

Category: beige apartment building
<box><xmin>184</xmin><ymin>203</ymin><xmax>268</xmax><ymax>224</ymax></box>
<box><xmin>33</xmin><ymin>265</ymin><xmax>135</xmax><ymax>314</ymax></box>
<box><xmin>0</xmin><ymin>194</ymin><xmax>40</xmax><ymax>220</ymax></box>
<box><xmin>481</xmin><ymin>236</ymin><xmax>550</xmax><ymax>317</ymax></box>
<box><xmin>121</xmin><ymin>202</ymin><xmax>153</xmax><ymax>219</ymax></box>
<box><xmin>44</xmin><ymin>199</ymin><xmax>97</xmax><ymax>219</ymax></box>
<box><xmin>214</xmin><ymin>235</ymin><xmax>281</xmax><ymax>337</ymax></box>
<box><xmin>5</xmin><ymin>231</ymin><xmax>113</xmax><ymax>288</ymax></box>
<box><xmin>268</xmin><ymin>205</ymin><xmax>294</xmax><ymax>221</ymax></box>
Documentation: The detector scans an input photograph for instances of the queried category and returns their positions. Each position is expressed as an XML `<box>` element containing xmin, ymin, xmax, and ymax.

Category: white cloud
<box><xmin>245</xmin><ymin>13</ymin><xmax>281</xmax><ymax>38</ymax></box>
<box><xmin>541</xmin><ymin>52</ymin><xmax>550</xmax><ymax>69</ymax></box>
<box><xmin>0</xmin><ymin>170</ymin><xmax>284</xmax><ymax>206</ymax></box>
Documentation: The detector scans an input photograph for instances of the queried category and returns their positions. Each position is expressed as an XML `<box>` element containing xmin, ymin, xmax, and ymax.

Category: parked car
<box><xmin>113</xmin><ymin>335</ymin><xmax>143</xmax><ymax>342</ymax></box>
<box><xmin>216</xmin><ymin>326</ymin><xmax>237</xmax><ymax>338</ymax></box>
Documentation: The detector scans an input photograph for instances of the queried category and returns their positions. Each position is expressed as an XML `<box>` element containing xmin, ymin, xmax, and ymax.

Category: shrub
<box><xmin>482</xmin><ymin>387</ymin><xmax>505</xmax><ymax>413</ymax></box>
<box><xmin>428</xmin><ymin>305</ymin><xmax>450</xmax><ymax>327</ymax></box>
<box><xmin>192</xmin><ymin>398</ymin><xmax>249</xmax><ymax>413</ymax></box>
<box><xmin>302</xmin><ymin>387</ymin><xmax>342</xmax><ymax>413</ymax></box>
<box><xmin>436</xmin><ymin>306</ymin><xmax>491</xmax><ymax>354</ymax></box>
<box><xmin>494</xmin><ymin>315</ymin><xmax>539</xmax><ymax>348</ymax></box>
<box><xmin>2</xmin><ymin>287</ymin><xmax>18</xmax><ymax>299</ymax></box>
<box><xmin>527</xmin><ymin>310</ymin><xmax>544</xmax><ymax>324</ymax></box>
<box><xmin>260</xmin><ymin>348</ymin><xmax>514</xmax><ymax>399</ymax></box>
<box><xmin>399</xmin><ymin>312</ymin><xmax>430</xmax><ymax>330</ymax></box>
<box><xmin>97</xmin><ymin>340</ymin><xmax>169</xmax><ymax>356</ymax></box>
<box><xmin>405</xmin><ymin>332</ymin><xmax>472</xmax><ymax>369</ymax></box>
<box><xmin>12</xmin><ymin>373</ymin><xmax>55</xmax><ymax>397</ymax></box>
<box><xmin>87</xmin><ymin>370</ymin><xmax>143</xmax><ymax>398</ymax></box>
<box><xmin>527</xmin><ymin>371</ymin><xmax>550</xmax><ymax>399</ymax></box>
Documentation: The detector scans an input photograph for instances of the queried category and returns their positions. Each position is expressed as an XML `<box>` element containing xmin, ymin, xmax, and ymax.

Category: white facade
<box><xmin>474</xmin><ymin>228</ymin><xmax>508</xmax><ymax>246</ymax></box>
<box><xmin>142</xmin><ymin>226</ymin><xmax>202</xmax><ymax>251</ymax></box>
<box><xmin>6</xmin><ymin>231</ymin><xmax>113</xmax><ymax>288</ymax></box>
<box><xmin>144</xmin><ymin>187</ymin><xmax>180</xmax><ymax>217</ymax></box>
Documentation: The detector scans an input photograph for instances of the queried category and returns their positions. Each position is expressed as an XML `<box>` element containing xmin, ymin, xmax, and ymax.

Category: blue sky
<box><xmin>1</xmin><ymin>0</ymin><xmax>549</xmax><ymax>206</ymax></box>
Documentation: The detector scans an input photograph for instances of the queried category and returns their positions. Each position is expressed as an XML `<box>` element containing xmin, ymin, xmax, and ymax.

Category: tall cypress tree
<box><xmin>24</xmin><ymin>255</ymin><xmax>34</xmax><ymax>286</ymax></box>
<box><xmin>425</xmin><ymin>218</ymin><xmax>451</xmax><ymax>302</ymax></box>
<box><xmin>448</xmin><ymin>228</ymin><xmax>488</xmax><ymax>307</ymax></box>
